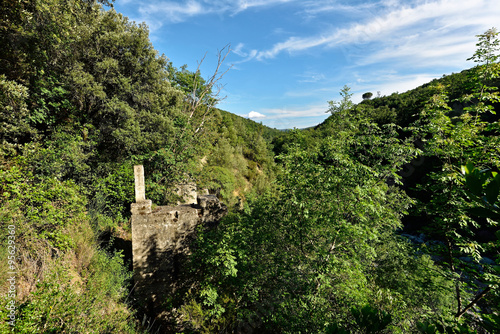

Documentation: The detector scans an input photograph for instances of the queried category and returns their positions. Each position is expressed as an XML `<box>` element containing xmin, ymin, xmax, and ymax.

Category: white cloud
<box><xmin>136</xmin><ymin>0</ymin><xmax>298</xmax><ymax>25</ymax></box>
<box><xmin>258</xmin><ymin>104</ymin><xmax>330</xmax><ymax>129</ymax></box>
<box><xmin>254</xmin><ymin>0</ymin><xmax>500</xmax><ymax>62</ymax></box>
<box><xmin>139</xmin><ymin>0</ymin><xmax>204</xmax><ymax>23</ymax></box>
<box><xmin>296</xmin><ymin>71</ymin><xmax>327</xmax><ymax>83</ymax></box>
<box><xmin>232</xmin><ymin>44</ymin><xmax>259</xmax><ymax>63</ymax></box>
<box><xmin>232</xmin><ymin>0</ymin><xmax>295</xmax><ymax>14</ymax></box>
<box><xmin>357</xmin><ymin>32</ymin><xmax>476</xmax><ymax>68</ymax></box>
<box><xmin>301</xmin><ymin>0</ymin><xmax>380</xmax><ymax>16</ymax></box>
<box><xmin>261</xmin><ymin>103</ymin><xmax>328</xmax><ymax>119</ymax></box>
<box><xmin>121</xmin><ymin>0</ymin><xmax>500</xmax><ymax>129</ymax></box>
<box><xmin>248</xmin><ymin>111</ymin><xmax>267</xmax><ymax>118</ymax></box>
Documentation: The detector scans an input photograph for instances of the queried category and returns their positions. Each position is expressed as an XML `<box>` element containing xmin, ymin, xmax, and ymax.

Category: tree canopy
<box><xmin>1</xmin><ymin>1</ymin><xmax>499</xmax><ymax>332</ymax></box>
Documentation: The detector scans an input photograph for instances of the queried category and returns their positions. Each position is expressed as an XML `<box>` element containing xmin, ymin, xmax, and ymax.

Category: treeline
<box><xmin>0</xmin><ymin>0</ymin><xmax>278</xmax><ymax>332</ymax></box>
<box><xmin>170</xmin><ymin>30</ymin><xmax>500</xmax><ymax>333</ymax></box>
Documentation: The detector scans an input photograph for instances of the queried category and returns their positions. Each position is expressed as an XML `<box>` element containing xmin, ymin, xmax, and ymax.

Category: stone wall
<box><xmin>130</xmin><ymin>166</ymin><xmax>227</xmax><ymax>315</ymax></box>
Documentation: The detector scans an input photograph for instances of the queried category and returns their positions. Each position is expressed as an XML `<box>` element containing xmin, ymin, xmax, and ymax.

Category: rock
<box><xmin>400</xmin><ymin>233</ymin><xmax>425</xmax><ymax>244</ymax></box>
<box><xmin>459</xmin><ymin>256</ymin><xmax>474</xmax><ymax>263</ymax></box>
<box><xmin>197</xmin><ymin>194</ymin><xmax>228</xmax><ymax>225</ymax></box>
<box><xmin>480</xmin><ymin>257</ymin><xmax>496</xmax><ymax>265</ymax></box>
<box><xmin>176</xmin><ymin>182</ymin><xmax>197</xmax><ymax>205</ymax></box>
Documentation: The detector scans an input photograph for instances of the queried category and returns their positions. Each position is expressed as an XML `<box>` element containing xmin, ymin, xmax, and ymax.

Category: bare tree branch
<box><xmin>171</xmin><ymin>44</ymin><xmax>232</xmax><ymax>152</ymax></box>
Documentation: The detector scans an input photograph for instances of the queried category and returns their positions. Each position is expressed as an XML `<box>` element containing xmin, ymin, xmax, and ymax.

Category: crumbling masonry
<box><xmin>131</xmin><ymin>165</ymin><xmax>227</xmax><ymax>311</ymax></box>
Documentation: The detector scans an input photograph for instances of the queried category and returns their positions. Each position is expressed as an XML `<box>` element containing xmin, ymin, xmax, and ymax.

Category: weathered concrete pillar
<box><xmin>131</xmin><ymin>165</ymin><xmax>151</xmax><ymax>215</ymax></box>
<box><xmin>134</xmin><ymin>165</ymin><xmax>146</xmax><ymax>202</ymax></box>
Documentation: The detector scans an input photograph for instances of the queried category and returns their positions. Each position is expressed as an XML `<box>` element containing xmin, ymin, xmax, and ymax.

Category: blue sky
<box><xmin>112</xmin><ymin>0</ymin><xmax>500</xmax><ymax>129</ymax></box>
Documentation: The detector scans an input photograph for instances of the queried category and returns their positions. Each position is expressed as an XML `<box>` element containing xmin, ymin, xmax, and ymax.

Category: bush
<box><xmin>0</xmin><ymin>159</ymin><xmax>140</xmax><ymax>333</ymax></box>
<box><xmin>10</xmin><ymin>250</ymin><xmax>135</xmax><ymax>333</ymax></box>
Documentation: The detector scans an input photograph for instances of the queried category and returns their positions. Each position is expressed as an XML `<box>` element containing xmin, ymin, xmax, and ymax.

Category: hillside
<box><xmin>0</xmin><ymin>0</ymin><xmax>278</xmax><ymax>332</ymax></box>
<box><xmin>1</xmin><ymin>0</ymin><xmax>500</xmax><ymax>333</ymax></box>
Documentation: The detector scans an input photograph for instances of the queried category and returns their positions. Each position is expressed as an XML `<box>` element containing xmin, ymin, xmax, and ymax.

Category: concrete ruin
<box><xmin>131</xmin><ymin>165</ymin><xmax>227</xmax><ymax>313</ymax></box>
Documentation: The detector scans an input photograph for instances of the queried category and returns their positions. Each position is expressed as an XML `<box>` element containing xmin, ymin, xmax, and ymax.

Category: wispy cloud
<box><xmin>232</xmin><ymin>43</ymin><xmax>258</xmax><ymax>63</ymax></box>
<box><xmin>262</xmin><ymin>103</ymin><xmax>328</xmax><ymax>119</ymax></box>
<box><xmin>135</xmin><ymin>0</ymin><xmax>297</xmax><ymax>25</ymax></box>
<box><xmin>256</xmin><ymin>34</ymin><xmax>337</xmax><ymax>60</ymax></box>
<box><xmin>139</xmin><ymin>0</ymin><xmax>204</xmax><ymax>23</ymax></box>
<box><xmin>260</xmin><ymin>104</ymin><xmax>330</xmax><ymax>129</ymax></box>
<box><xmin>256</xmin><ymin>71</ymin><xmax>444</xmax><ymax>128</ymax></box>
<box><xmin>252</xmin><ymin>0</ymin><xmax>500</xmax><ymax>62</ymax></box>
<box><xmin>296</xmin><ymin>71</ymin><xmax>327</xmax><ymax>83</ymax></box>
<box><xmin>232</xmin><ymin>0</ymin><xmax>295</xmax><ymax>14</ymax></box>
<box><xmin>301</xmin><ymin>0</ymin><xmax>381</xmax><ymax>16</ymax></box>
<box><xmin>117</xmin><ymin>0</ymin><xmax>500</xmax><ymax>129</ymax></box>
<box><xmin>358</xmin><ymin>32</ymin><xmax>477</xmax><ymax>68</ymax></box>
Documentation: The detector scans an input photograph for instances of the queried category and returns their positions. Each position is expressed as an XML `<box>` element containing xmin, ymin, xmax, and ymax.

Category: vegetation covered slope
<box><xmin>1</xmin><ymin>0</ymin><xmax>499</xmax><ymax>333</ymax></box>
<box><xmin>0</xmin><ymin>0</ymin><xmax>277</xmax><ymax>332</ymax></box>
<box><xmin>175</xmin><ymin>30</ymin><xmax>500</xmax><ymax>333</ymax></box>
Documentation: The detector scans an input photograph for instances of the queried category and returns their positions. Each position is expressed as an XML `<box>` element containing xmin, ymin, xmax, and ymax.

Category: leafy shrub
<box><xmin>93</xmin><ymin>163</ymin><xmax>135</xmax><ymax>220</ymax></box>
<box><xmin>11</xmin><ymin>250</ymin><xmax>135</xmax><ymax>333</ymax></box>
<box><xmin>0</xmin><ymin>159</ymin><xmax>140</xmax><ymax>333</ymax></box>
<box><xmin>0</xmin><ymin>163</ymin><xmax>87</xmax><ymax>252</ymax></box>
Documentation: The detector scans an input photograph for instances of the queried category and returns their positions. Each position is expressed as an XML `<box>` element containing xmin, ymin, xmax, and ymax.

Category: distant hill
<box><xmin>316</xmin><ymin>69</ymin><xmax>499</xmax><ymax>133</ymax></box>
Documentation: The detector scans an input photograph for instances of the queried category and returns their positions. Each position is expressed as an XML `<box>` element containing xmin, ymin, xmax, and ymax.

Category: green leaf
<box><xmin>465</xmin><ymin>174</ymin><xmax>483</xmax><ymax>196</ymax></box>
<box><xmin>467</xmin><ymin>207</ymin><xmax>500</xmax><ymax>219</ymax></box>
<box><xmin>462</xmin><ymin>162</ymin><xmax>475</xmax><ymax>175</ymax></box>
<box><xmin>485</xmin><ymin>179</ymin><xmax>500</xmax><ymax>204</ymax></box>
<box><xmin>494</xmin><ymin>172</ymin><xmax>500</xmax><ymax>183</ymax></box>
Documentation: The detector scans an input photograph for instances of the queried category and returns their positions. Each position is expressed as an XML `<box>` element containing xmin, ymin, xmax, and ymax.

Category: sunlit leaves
<box><xmin>411</xmin><ymin>28</ymin><xmax>500</xmax><ymax>324</ymax></box>
<box><xmin>462</xmin><ymin>163</ymin><xmax>500</xmax><ymax>221</ymax></box>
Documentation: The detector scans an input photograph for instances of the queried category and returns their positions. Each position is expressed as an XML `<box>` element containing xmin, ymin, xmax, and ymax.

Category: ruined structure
<box><xmin>131</xmin><ymin>165</ymin><xmax>227</xmax><ymax>314</ymax></box>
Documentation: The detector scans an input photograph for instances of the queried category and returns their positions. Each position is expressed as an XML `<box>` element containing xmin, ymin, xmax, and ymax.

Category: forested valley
<box><xmin>1</xmin><ymin>0</ymin><xmax>499</xmax><ymax>333</ymax></box>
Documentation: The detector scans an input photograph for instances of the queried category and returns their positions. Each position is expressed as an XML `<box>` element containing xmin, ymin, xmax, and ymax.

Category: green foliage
<box><xmin>1</xmin><ymin>0</ymin><xmax>185</xmax><ymax>162</ymax></box>
<box><xmin>0</xmin><ymin>157</ymin><xmax>141</xmax><ymax>332</ymax></box>
<box><xmin>327</xmin><ymin>84</ymin><xmax>355</xmax><ymax>115</ymax></box>
<box><xmin>12</xmin><ymin>251</ymin><xmax>135</xmax><ymax>333</ymax></box>
<box><xmin>362</xmin><ymin>92</ymin><xmax>374</xmax><ymax>100</ymax></box>
<box><xmin>364</xmin><ymin>105</ymin><xmax>398</xmax><ymax>125</ymax></box>
<box><xmin>137</xmin><ymin>146</ymin><xmax>196</xmax><ymax>205</ymax></box>
<box><xmin>0</xmin><ymin>75</ymin><xmax>33</xmax><ymax>146</ymax></box>
<box><xmin>351</xmin><ymin>304</ymin><xmax>392</xmax><ymax>333</ymax></box>
<box><xmin>369</xmin><ymin>237</ymin><xmax>456</xmax><ymax>330</ymax></box>
<box><xmin>4</xmin><ymin>0</ymin><xmax>499</xmax><ymax>332</ymax></box>
<box><xmin>0</xmin><ymin>0</ymin><xmax>278</xmax><ymax>332</ymax></box>
<box><xmin>93</xmin><ymin>163</ymin><xmax>135</xmax><ymax>220</ymax></box>
<box><xmin>461</xmin><ymin>163</ymin><xmax>500</xmax><ymax>220</ymax></box>
<box><xmin>168</xmin><ymin>63</ymin><xmax>210</xmax><ymax>100</ymax></box>
<box><xmin>199</xmin><ymin>166</ymin><xmax>237</xmax><ymax>203</ymax></box>
<box><xmin>0</xmin><ymin>162</ymin><xmax>86</xmax><ymax>251</ymax></box>
<box><xmin>407</xmin><ymin>28</ymin><xmax>500</xmax><ymax>326</ymax></box>
<box><xmin>417</xmin><ymin>320</ymin><xmax>475</xmax><ymax>334</ymax></box>
<box><xmin>179</xmin><ymin>100</ymin><xmax>451</xmax><ymax>332</ymax></box>
<box><xmin>21</xmin><ymin>129</ymin><xmax>96</xmax><ymax>185</ymax></box>
<box><xmin>30</xmin><ymin>76</ymin><xmax>75</xmax><ymax>129</ymax></box>
<box><xmin>193</xmin><ymin>108</ymin><xmax>278</xmax><ymax>204</ymax></box>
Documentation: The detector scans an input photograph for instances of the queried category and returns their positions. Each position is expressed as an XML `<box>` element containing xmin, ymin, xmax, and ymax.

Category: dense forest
<box><xmin>1</xmin><ymin>0</ymin><xmax>499</xmax><ymax>333</ymax></box>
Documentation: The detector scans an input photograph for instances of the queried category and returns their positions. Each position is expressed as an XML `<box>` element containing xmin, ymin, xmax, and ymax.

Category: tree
<box><xmin>327</xmin><ymin>84</ymin><xmax>355</xmax><ymax>114</ymax></box>
<box><xmin>462</xmin><ymin>163</ymin><xmax>500</xmax><ymax>222</ymax></box>
<box><xmin>177</xmin><ymin>93</ymin><xmax>455</xmax><ymax>332</ymax></box>
<box><xmin>362</xmin><ymin>92</ymin><xmax>373</xmax><ymax>100</ymax></box>
<box><xmin>140</xmin><ymin>46</ymin><xmax>232</xmax><ymax>204</ymax></box>
<box><xmin>411</xmin><ymin>28</ymin><xmax>500</xmax><ymax>326</ymax></box>
<box><xmin>0</xmin><ymin>75</ymin><xmax>33</xmax><ymax>146</ymax></box>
